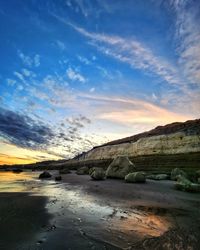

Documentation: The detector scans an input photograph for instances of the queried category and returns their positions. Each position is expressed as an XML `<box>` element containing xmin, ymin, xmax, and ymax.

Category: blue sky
<box><xmin>0</xmin><ymin>0</ymin><xmax>200</xmax><ymax>164</ymax></box>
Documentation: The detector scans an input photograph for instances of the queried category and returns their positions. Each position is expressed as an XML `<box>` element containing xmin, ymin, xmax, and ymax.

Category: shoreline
<box><xmin>0</xmin><ymin>171</ymin><xmax>200</xmax><ymax>249</ymax></box>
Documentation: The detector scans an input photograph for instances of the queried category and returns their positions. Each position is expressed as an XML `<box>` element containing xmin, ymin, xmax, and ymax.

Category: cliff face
<box><xmin>99</xmin><ymin>119</ymin><xmax>200</xmax><ymax>147</ymax></box>
<box><xmin>71</xmin><ymin>119</ymin><xmax>200</xmax><ymax>172</ymax></box>
<box><xmin>80</xmin><ymin>132</ymin><xmax>200</xmax><ymax>161</ymax></box>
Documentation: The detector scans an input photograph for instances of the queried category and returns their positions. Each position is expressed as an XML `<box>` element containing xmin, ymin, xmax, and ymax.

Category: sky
<box><xmin>0</xmin><ymin>0</ymin><xmax>200</xmax><ymax>165</ymax></box>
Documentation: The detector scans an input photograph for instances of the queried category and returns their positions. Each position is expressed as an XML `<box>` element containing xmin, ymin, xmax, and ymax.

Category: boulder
<box><xmin>196</xmin><ymin>170</ymin><xmax>200</xmax><ymax>177</ymax></box>
<box><xmin>171</xmin><ymin>168</ymin><xmax>187</xmax><ymax>181</ymax></box>
<box><xmin>59</xmin><ymin>169</ymin><xmax>71</xmax><ymax>174</ymax></box>
<box><xmin>39</xmin><ymin>171</ymin><xmax>52</xmax><ymax>179</ymax></box>
<box><xmin>106</xmin><ymin>156</ymin><xmax>136</xmax><ymax>179</ymax></box>
<box><xmin>175</xmin><ymin>175</ymin><xmax>200</xmax><ymax>192</ymax></box>
<box><xmin>55</xmin><ymin>176</ymin><xmax>62</xmax><ymax>181</ymax></box>
<box><xmin>125</xmin><ymin>172</ymin><xmax>146</xmax><ymax>183</ymax></box>
<box><xmin>90</xmin><ymin>167</ymin><xmax>105</xmax><ymax>180</ymax></box>
<box><xmin>12</xmin><ymin>168</ymin><xmax>23</xmax><ymax>173</ymax></box>
<box><xmin>89</xmin><ymin>167</ymin><xmax>95</xmax><ymax>175</ymax></box>
<box><xmin>147</xmin><ymin>174</ymin><xmax>168</xmax><ymax>180</ymax></box>
<box><xmin>76</xmin><ymin>166</ymin><xmax>89</xmax><ymax>175</ymax></box>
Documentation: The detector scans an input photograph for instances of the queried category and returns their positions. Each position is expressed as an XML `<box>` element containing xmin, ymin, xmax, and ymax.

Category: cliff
<box><xmin>68</xmin><ymin>119</ymin><xmax>200</xmax><ymax>173</ymax></box>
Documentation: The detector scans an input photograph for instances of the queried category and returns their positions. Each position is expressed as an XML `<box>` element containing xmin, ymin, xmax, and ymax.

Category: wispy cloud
<box><xmin>65</xmin><ymin>22</ymin><xmax>181</xmax><ymax>86</ymax></box>
<box><xmin>14</xmin><ymin>71</ymin><xmax>25</xmax><ymax>82</ymax></box>
<box><xmin>56</xmin><ymin>40</ymin><xmax>66</xmax><ymax>50</ymax></box>
<box><xmin>81</xmin><ymin>94</ymin><xmax>192</xmax><ymax>126</ymax></box>
<box><xmin>77</xmin><ymin>55</ymin><xmax>91</xmax><ymax>65</ymax></box>
<box><xmin>170</xmin><ymin>0</ymin><xmax>200</xmax><ymax>84</ymax></box>
<box><xmin>18</xmin><ymin>50</ymin><xmax>40</xmax><ymax>67</ymax></box>
<box><xmin>65</xmin><ymin>0</ymin><xmax>115</xmax><ymax>18</ymax></box>
<box><xmin>66</xmin><ymin>67</ymin><xmax>86</xmax><ymax>83</ymax></box>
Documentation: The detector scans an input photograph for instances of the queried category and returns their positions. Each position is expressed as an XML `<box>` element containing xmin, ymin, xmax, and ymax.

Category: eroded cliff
<box><xmin>69</xmin><ymin>119</ymin><xmax>200</xmax><ymax>172</ymax></box>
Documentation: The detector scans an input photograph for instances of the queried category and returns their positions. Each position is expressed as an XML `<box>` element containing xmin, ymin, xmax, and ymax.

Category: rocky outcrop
<box><xmin>39</xmin><ymin>171</ymin><xmax>52</xmax><ymax>179</ymax></box>
<box><xmin>106</xmin><ymin>156</ymin><xmax>136</xmax><ymax>179</ymax></box>
<box><xmin>79</xmin><ymin>132</ymin><xmax>200</xmax><ymax>161</ymax></box>
<box><xmin>90</xmin><ymin>167</ymin><xmax>105</xmax><ymax>180</ymax></box>
<box><xmin>175</xmin><ymin>175</ymin><xmax>200</xmax><ymax>192</ymax></box>
<box><xmin>70</xmin><ymin>119</ymin><xmax>200</xmax><ymax>173</ymax></box>
<box><xmin>55</xmin><ymin>176</ymin><xmax>62</xmax><ymax>181</ymax></box>
<box><xmin>125</xmin><ymin>172</ymin><xmax>146</xmax><ymax>183</ymax></box>
<box><xmin>101</xmin><ymin>118</ymin><xmax>200</xmax><ymax>147</ymax></box>
<box><xmin>171</xmin><ymin>168</ymin><xmax>188</xmax><ymax>181</ymax></box>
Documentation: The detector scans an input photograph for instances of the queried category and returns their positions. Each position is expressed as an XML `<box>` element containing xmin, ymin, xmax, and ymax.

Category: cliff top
<box><xmin>96</xmin><ymin>119</ymin><xmax>200</xmax><ymax>148</ymax></box>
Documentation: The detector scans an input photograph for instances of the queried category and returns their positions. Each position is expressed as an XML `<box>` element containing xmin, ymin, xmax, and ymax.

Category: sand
<box><xmin>0</xmin><ymin>171</ymin><xmax>200</xmax><ymax>249</ymax></box>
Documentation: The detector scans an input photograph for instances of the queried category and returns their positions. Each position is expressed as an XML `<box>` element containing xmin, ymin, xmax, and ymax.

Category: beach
<box><xmin>0</xmin><ymin>171</ymin><xmax>200</xmax><ymax>249</ymax></box>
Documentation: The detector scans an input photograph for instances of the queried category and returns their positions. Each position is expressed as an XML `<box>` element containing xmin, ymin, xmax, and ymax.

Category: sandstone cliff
<box><xmin>70</xmin><ymin>119</ymin><xmax>200</xmax><ymax>172</ymax></box>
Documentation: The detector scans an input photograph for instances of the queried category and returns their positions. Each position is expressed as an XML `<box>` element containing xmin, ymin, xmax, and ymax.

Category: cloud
<box><xmin>81</xmin><ymin>94</ymin><xmax>193</xmax><ymax>126</ymax></box>
<box><xmin>170</xmin><ymin>0</ymin><xmax>200</xmax><ymax>84</ymax></box>
<box><xmin>34</xmin><ymin>54</ymin><xmax>40</xmax><ymax>67</ymax></box>
<box><xmin>89</xmin><ymin>87</ymin><xmax>95</xmax><ymax>92</ymax></box>
<box><xmin>7</xmin><ymin>79</ymin><xmax>16</xmax><ymax>86</ymax></box>
<box><xmin>77</xmin><ymin>55</ymin><xmax>91</xmax><ymax>65</ymax></box>
<box><xmin>65</xmin><ymin>0</ymin><xmax>114</xmax><ymax>18</ymax></box>
<box><xmin>66</xmin><ymin>22</ymin><xmax>181</xmax><ymax>86</ymax></box>
<box><xmin>66</xmin><ymin>115</ymin><xmax>91</xmax><ymax>127</ymax></box>
<box><xmin>18</xmin><ymin>50</ymin><xmax>40</xmax><ymax>67</ymax></box>
<box><xmin>56</xmin><ymin>40</ymin><xmax>66</xmax><ymax>50</ymax></box>
<box><xmin>0</xmin><ymin>153</ymin><xmax>34</xmax><ymax>165</ymax></box>
<box><xmin>14</xmin><ymin>71</ymin><xmax>25</xmax><ymax>82</ymax></box>
<box><xmin>22</xmin><ymin>68</ymin><xmax>36</xmax><ymax>78</ymax></box>
<box><xmin>0</xmin><ymin>107</ymin><xmax>54</xmax><ymax>150</ymax></box>
<box><xmin>66</xmin><ymin>67</ymin><xmax>86</xmax><ymax>83</ymax></box>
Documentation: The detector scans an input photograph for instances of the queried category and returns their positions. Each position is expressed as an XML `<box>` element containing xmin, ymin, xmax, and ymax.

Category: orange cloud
<box><xmin>0</xmin><ymin>153</ymin><xmax>36</xmax><ymax>165</ymax></box>
<box><xmin>82</xmin><ymin>94</ymin><xmax>192</xmax><ymax>125</ymax></box>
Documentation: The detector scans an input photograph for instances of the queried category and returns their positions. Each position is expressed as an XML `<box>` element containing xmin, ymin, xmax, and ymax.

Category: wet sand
<box><xmin>0</xmin><ymin>171</ymin><xmax>200</xmax><ymax>249</ymax></box>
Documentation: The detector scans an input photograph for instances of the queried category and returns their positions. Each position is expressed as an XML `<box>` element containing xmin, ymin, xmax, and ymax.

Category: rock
<box><xmin>125</xmin><ymin>172</ymin><xmax>146</xmax><ymax>183</ymax></box>
<box><xmin>89</xmin><ymin>167</ymin><xmax>95</xmax><ymax>175</ymax></box>
<box><xmin>39</xmin><ymin>171</ymin><xmax>52</xmax><ymax>179</ymax></box>
<box><xmin>186</xmin><ymin>183</ymin><xmax>200</xmax><ymax>192</ymax></box>
<box><xmin>175</xmin><ymin>175</ymin><xmax>200</xmax><ymax>192</ymax></box>
<box><xmin>90</xmin><ymin>167</ymin><xmax>105</xmax><ymax>180</ymax></box>
<box><xmin>76</xmin><ymin>166</ymin><xmax>89</xmax><ymax>175</ymax></box>
<box><xmin>171</xmin><ymin>168</ymin><xmax>187</xmax><ymax>181</ymax></box>
<box><xmin>106</xmin><ymin>156</ymin><xmax>136</xmax><ymax>179</ymax></box>
<box><xmin>196</xmin><ymin>170</ymin><xmax>200</xmax><ymax>177</ymax></box>
<box><xmin>55</xmin><ymin>176</ymin><xmax>62</xmax><ymax>181</ymax></box>
<box><xmin>12</xmin><ymin>168</ymin><xmax>23</xmax><ymax>173</ymax></box>
<box><xmin>147</xmin><ymin>174</ymin><xmax>168</xmax><ymax>180</ymax></box>
<box><xmin>59</xmin><ymin>169</ymin><xmax>71</xmax><ymax>174</ymax></box>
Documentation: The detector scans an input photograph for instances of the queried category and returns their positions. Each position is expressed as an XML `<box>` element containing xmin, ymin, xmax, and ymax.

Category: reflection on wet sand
<box><xmin>0</xmin><ymin>171</ymin><xmax>173</xmax><ymax>249</ymax></box>
<box><xmin>0</xmin><ymin>171</ymin><xmax>41</xmax><ymax>192</ymax></box>
<box><xmin>40</xmin><ymin>181</ymin><xmax>171</xmax><ymax>247</ymax></box>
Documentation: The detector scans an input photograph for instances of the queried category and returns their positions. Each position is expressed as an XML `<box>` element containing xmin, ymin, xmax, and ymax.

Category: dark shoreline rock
<box><xmin>90</xmin><ymin>167</ymin><xmax>105</xmax><ymax>180</ymax></box>
<box><xmin>175</xmin><ymin>175</ymin><xmax>200</xmax><ymax>192</ymax></box>
<box><xmin>125</xmin><ymin>172</ymin><xmax>146</xmax><ymax>183</ymax></box>
<box><xmin>171</xmin><ymin>168</ymin><xmax>188</xmax><ymax>181</ymax></box>
<box><xmin>55</xmin><ymin>176</ymin><xmax>62</xmax><ymax>181</ymax></box>
<box><xmin>39</xmin><ymin>171</ymin><xmax>52</xmax><ymax>179</ymax></box>
<box><xmin>12</xmin><ymin>168</ymin><xmax>23</xmax><ymax>173</ymax></box>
